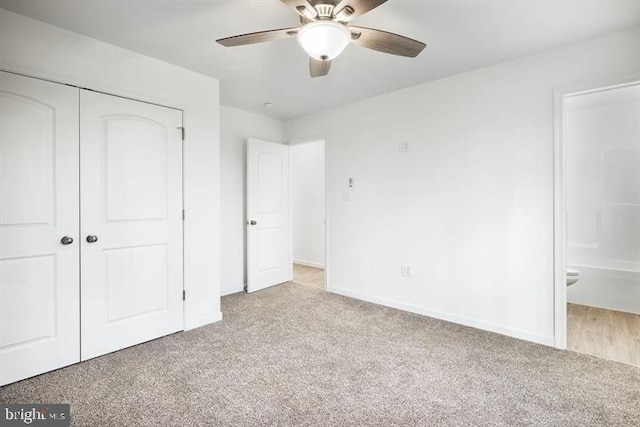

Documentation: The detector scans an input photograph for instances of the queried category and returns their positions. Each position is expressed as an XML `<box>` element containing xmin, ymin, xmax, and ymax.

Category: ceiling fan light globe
<box><xmin>297</xmin><ymin>21</ymin><xmax>351</xmax><ymax>61</ymax></box>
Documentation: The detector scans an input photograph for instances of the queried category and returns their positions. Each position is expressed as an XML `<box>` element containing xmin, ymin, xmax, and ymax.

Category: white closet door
<box><xmin>80</xmin><ymin>90</ymin><xmax>183</xmax><ymax>361</ymax></box>
<box><xmin>0</xmin><ymin>72</ymin><xmax>80</xmax><ymax>386</ymax></box>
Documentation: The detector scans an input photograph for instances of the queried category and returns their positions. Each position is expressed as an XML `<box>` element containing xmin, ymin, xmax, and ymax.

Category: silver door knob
<box><xmin>60</xmin><ymin>236</ymin><xmax>74</xmax><ymax>245</ymax></box>
<box><xmin>249</xmin><ymin>220</ymin><xmax>257</xmax><ymax>226</ymax></box>
<box><xmin>86</xmin><ymin>235</ymin><xmax>98</xmax><ymax>243</ymax></box>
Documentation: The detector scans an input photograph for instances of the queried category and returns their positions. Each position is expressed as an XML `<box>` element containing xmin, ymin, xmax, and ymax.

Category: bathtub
<box><xmin>567</xmin><ymin>264</ymin><xmax>640</xmax><ymax>314</ymax></box>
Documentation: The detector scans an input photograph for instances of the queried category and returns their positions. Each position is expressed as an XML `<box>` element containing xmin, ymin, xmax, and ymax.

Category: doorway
<box><xmin>555</xmin><ymin>79</ymin><xmax>640</xmax><ymax>367</ymax></box>
<box><xmin>290</xmin><ymin>140</ymin><xmax>326</xmax><ymax>291</ymax></box>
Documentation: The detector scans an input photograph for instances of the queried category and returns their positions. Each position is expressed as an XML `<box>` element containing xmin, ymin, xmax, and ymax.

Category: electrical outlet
<box><xmin>401</xmin><ymin>264</ymin><xmax>413</xmax><ymax>277</ymax></box>
<box><xmin>399</xmin><ymin>140</ymin><xmax>410</xmax><ymax>153</ymax></box>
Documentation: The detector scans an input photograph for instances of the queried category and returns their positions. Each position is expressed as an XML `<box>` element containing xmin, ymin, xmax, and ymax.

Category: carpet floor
<box><xmin>1</xmin><ymin>282</ymin><xmax>638</xmax><ymax>426</ymax></box>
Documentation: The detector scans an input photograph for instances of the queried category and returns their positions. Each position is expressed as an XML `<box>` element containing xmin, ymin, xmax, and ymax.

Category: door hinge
<box><xmin>183</xmin><ymin>290</ymin><xmax>186</xmax><ymax>301</ymax></box>
<box><xmin>177</xmin><ymin>126</ymin><xmax>185</xmax><ymax>140</ymax></box>
<box><xmin>182</xmin><ymin>209</ymin><xmax>185</xmax><ymax>221</ymax></box>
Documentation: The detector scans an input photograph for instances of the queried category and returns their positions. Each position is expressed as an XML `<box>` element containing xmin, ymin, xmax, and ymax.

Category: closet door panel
<box><xmin>0</xmin><ymin>71</ymin><xmax>80</xmax><ymax>386</ymax></box>
<box><xmin>80</xmin><ymin>91</ymin><xmax>183</xmax><ymax>361</ymax></box>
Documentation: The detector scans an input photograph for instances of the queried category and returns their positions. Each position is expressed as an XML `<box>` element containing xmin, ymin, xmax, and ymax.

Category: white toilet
<box><xmin>566</xmin><ymin>268</ymin><xmax>580</xmax><ymax>286</ymax></box>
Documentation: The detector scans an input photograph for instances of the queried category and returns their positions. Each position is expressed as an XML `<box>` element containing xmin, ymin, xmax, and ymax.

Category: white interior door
<box><xmin>80</xmin><ymin>90</ymin><xmax>183</xmax><ymax>360</ymax></box>
<box><xmin>246</xmin><ymin>138</ymin><xmax>292</xmax><ymax>293</ymax></box>
<box><xmin>0</xmin><ymin>72</ymin><xmax>80</xmax><ymax>385</ymax></box>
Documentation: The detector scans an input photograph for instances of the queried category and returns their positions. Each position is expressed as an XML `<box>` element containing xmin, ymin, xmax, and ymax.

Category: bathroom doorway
<box><xmin>289</xmin><ymin>139</ymin><xmax>326</xmax><ymax>291</ymax></box>
<box><xmin>555</xmin><ymin>80</ymin><xmax>640</xmax><ymax>366</ymax></box>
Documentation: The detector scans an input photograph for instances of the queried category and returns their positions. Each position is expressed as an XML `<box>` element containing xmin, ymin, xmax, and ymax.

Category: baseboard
<box><xmin>184</xmin><ymin>311</ymin><xmax>223</xmax><ymax>331</ymax></box>
<box><xmin>221</xmin><ymin>283</ymin><xmax>245</xmax><ymax>297</ymax></box>
<box><xmin>327</xmin><ymin>286</ymin><xmax>554</xmax><ymax>347</ymax></box>
<box><xmin>293</xmin><ymin>259</ymin><xmax>325</xmax><ymax>269</ymax></box>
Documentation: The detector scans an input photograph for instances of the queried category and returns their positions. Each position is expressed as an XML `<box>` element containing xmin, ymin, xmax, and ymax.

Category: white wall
<box><xmin>0</xmin><ymin>9</ymin><xmax>222</xmax><ymax>329</ymax></box>
<box><xmin>566</xmin><ymin>83</ymin><xmax>640</xmax><ymax>313</ymax></box>
<box><xmin>290</xmin><ymin>140</ymin><xmax>325</xmax><ymax>268</ymax></box>
<box><xmin>220</xmin><ymin>106</ymin><xmax>283</xmax><ymax>296</ymax></box>
<box><xmin>284</xmin><ymin>27</ymin><xmax>640</xmax><ymax>346</ymax></box>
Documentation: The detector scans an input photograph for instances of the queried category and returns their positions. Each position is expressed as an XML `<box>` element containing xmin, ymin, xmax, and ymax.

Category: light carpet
<box><xmin>1</xmin><ymin>282</ymin><xmax>638</xmax><ymax>426</ymax></box>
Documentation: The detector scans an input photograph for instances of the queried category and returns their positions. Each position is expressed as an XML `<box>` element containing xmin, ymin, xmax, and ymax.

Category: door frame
<box><xmin>552</xmin><ymin>73</ymin><xmax>640</xmax><ymax>349</ymax></box>
<box><xmin>288</xmin><ymin>137</ymin><xmax>329</xmax><ymax>292</ymax></box>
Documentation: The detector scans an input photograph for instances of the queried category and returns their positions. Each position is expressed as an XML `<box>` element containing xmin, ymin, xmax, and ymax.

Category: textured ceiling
<box><xmin>2</xmin><ymin>0</ymin><xmax>639</xmax><ymax>120</ymax></box>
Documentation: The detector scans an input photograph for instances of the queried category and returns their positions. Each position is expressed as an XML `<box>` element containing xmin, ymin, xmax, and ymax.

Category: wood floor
<box><xmin>567</xmin><ymin>303</ymin><xmax>640</xmax><ymax>367</ymax></box>
<box><xmin>292</xmin><ymin>263</ymin><xmax>324</xmax><ymax>290</ymax></box>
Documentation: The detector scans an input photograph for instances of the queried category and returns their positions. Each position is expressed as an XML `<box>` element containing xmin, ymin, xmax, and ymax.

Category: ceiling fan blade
<box><xmin>309</xmin><ymin>58</ymin><xmax>332</xmax><ymax>77</ymax></box>
<box><xmin>349</xmin><ymin>26</ymin><xmax>426</xmax><ymax>57</ymax></box>
<box><xmin>280</xmin><ymin>0</ymin><xmax>317</xmax><ymax>20</ymax></box>
<box><xmin>216</xmin><ymin>27</ymin><xmax>298</xmax><ymax>47</ymax></box>
<box><xmin>333</xmin><ymin>0</ymin><xmax>387</xmax><ymax>22</ymax></box>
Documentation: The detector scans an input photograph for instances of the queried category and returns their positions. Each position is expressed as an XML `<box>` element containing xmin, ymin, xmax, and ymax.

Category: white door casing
<box><xmin>0</xmin><ymin>71</ymin><xmax>80</xmax><ymax>386</ymax></box>
<box><xmin>553</xmin><ymin>75</ymin><xmax>640</xmax><ymax>349</ymax></box>
<box><xmin>80</xmin><ymin>90</ymin><xmax>184</xmax><ymax>360</ymax></box>
<box><xmin>246</xmin><ymin>138</ymin><xmax>292</xmax><ymax>293</ymax></box>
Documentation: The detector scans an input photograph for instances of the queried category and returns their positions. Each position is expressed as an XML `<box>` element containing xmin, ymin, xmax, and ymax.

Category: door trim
<box><xmin>552</xmin><ymin>73</ymin><xmax>640</xmax><ymax>349</ymax></box>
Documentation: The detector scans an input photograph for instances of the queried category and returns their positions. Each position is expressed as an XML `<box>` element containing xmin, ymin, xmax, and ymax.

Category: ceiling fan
<box><xmin>216</xmin><ymin>0</ymin><xmax>426</xmax><ymax>78</ymax></box>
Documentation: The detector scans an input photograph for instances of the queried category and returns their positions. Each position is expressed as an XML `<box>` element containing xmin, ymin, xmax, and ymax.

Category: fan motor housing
<box><xmin>314</xmin><ymin>4</ymin><xmax>335</xmax><ymax>19</ymax></box>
